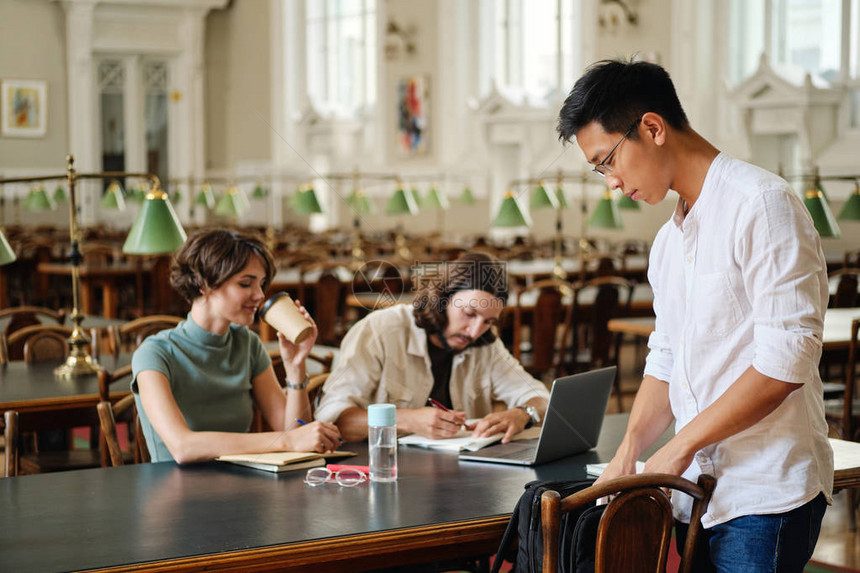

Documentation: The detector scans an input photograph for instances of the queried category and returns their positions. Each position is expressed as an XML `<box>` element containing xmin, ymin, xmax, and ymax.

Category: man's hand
<box><xmin>593</xmin><ymin>454</ymin><xmax>639</xmax><ymax>486</ymax></box>
<box><xmin>642</xmin><ymin>437</ymin><xmax>696</xmax><ymax>477</ymax></box>
<box><xmin>470</xmin><ymin>408</ymin><xmax>530</xmax><ymax>444</ymax></box>
<box><xmin>399</xmin><ymin>407</ymin><xmax>467</xmax><ymax>439</ymax></box>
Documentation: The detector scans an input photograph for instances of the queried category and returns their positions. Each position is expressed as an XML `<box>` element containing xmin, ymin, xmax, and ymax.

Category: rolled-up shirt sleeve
<box><xmin>643</xmin><ymin>248</ymin><xmax>673</xmax><ymax>383</ymax></box>
<box><xmin>486</xmin><ymin>338</ymin><xmax>550</xmax><ymax>407</ymax></box>
<box><xmin>314</xmin><ymin>319</ymin><xmax>384</xmax><ymax>423</ymax></box>
<box><xmin>737</xmin><ymin>191</ymin><xmax>827</xmax><ymax>384</ymax></box>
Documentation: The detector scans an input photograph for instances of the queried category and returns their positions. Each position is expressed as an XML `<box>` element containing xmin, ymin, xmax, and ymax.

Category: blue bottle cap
<box><xmin>367</xmin><ymin>403</ymin><xmax>396</xmax><ymax>427</ymax></box>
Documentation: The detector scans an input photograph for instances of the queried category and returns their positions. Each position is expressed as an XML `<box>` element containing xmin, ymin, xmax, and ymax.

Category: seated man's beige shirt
<box><xmin>315</xmin><ymin>304</ymin><xmax>549</xmax><ymax>423</ymax></box>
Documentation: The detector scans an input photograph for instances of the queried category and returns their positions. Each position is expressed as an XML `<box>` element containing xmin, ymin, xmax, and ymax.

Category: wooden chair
<box><xmin>825</xmin><ymin>318</ymin><xmax>860</xmax><ymax>440</ymax></box>
<box><xmin>0</xmin><ymin>305</ymin><xmax>65</xmax><ymax>337</ymax></box>
<box><xmin>97</xmin><ymin>396</ymin><xmax>150</xmax><ymax>467</ymax></box>
<box><xmin>97</xmin><ymin>364</ymin><xmax>146</xmax><ymax>466</ymax></box>
<box><xmin>830</xmin><ymin>268</ymin><xmax>860</xmax><ymax>309</ymax></box>
<box><xmin>106</xmin><ymin>314</ymin><xmax>183</xmax><ymax>356</ymax></box>
<box><xmin>568</xmin><ymin>276</ymin><xmax>635</xmax><ymax>410</ymax></box>
<box><xmin>304</xmin><ymin>262</ymin><xmax>350</xmax><ymax>346</ymax></box>
<box><xmin>1</xmin><ymin>411</ymin><xmax>19</xmax><ymax>477</ymax></box>
<box><xmin>3</xmin><ymin>324</ymin><xmax>73</xmax><ymax>363</ymax></box>
<box><xmin>510</xmin><ymin>279</ymin><xmax>576</xmax><ymax>380</ymax></box>
<box><xmin>541</xmin><ymin>473</ymin><xmax>716</xmax><ymax>573</ymax></box>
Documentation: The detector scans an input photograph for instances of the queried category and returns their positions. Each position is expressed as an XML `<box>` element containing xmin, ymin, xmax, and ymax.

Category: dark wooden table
<box><xmin>0</xmin><ymin>353</ymin><xmax>131</xmax><ymax>415</ymax></box>
<box><xmin>0</xmin><ymin>413</ymin><xmax>856</xmax><ymax>572</ymax></box>
<box><xmin>0</xmin><ymin>415</ymin><xmax>631</xmax><ymax>572</ymax></box>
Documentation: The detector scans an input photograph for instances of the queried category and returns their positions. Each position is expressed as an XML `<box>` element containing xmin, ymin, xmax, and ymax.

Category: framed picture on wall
<box><xmin>1</xmin><ymin>79</ymin><xmax>48</xmax><ymax>138</ymax></box>
<box><xmin>397</xmin><ymin>76</ymin><xmax>428</xmax><ymax>156</ymax></box>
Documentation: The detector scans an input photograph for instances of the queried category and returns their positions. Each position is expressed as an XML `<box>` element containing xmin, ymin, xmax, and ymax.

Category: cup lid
<box><xmin>260</xmin><ymin>291</ymin><xmax>289</xmax><ymax>318</ymax></box>
<box><xmin>367</xmin><ymin>403</ymin><xmax>396</xmax><ymax>427</ymax></box>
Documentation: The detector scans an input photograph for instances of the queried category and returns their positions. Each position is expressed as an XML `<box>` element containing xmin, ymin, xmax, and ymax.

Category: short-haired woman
<box><xmin>132</xmin><ymin>229</ymin><xmax>341</xmax><ymax>463</ymax></box>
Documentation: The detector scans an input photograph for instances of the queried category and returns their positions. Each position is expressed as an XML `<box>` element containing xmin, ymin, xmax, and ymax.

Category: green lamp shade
<box><xmin>26</xmin><ymin>187</ymin><xmax>54</xmax><ymax>211</ymax></box>
<box><xmin>101</xmin><ymin>181</ymin><xmax>126</xmax><ymax>210</ymax></box>
<box><xmin>530</xmin><ymin>182</ymin><xmax>558</xmax><ymax>210</ymax></box>
<box><xmin>294</xmin><ymin>187</ymin><xmax>324</xmax><ymax>215</ymax></box>
<box><xmin>411</xmin><ymin>188</ymin><xmax>423</xmax><ymax>208</ymax></box>
<box><xmin>838</xmin><ymin>187</ymin><xmax>860</xmax><ymax>221</ymax></box>
<box><xmin>491</xmin><ymin>193</ymin><xmax>530</xmax><ymax>227</ymax></box>
<box><xmin>424</xmin><ymin>186</ymin><xmax>450</xmax><ymax>210</ymax></box>
<box><xmin>128</xmin><ymin>186</ymin><xmax>146</xmax><ymax>203</ymax></box>
<box><xmin>123</xmin><ymin>191</ymin><xmax>188</xmax><ymax>255</ymax></box>
<box><xmin>459</xmin><ymin>186</ymin><xmax>476</xmax><ymax>205</ymax></box>
<box><xmin>804</xmin><ymin>190</ymin><xmax>841</xmax><ymax>237</ymax></box>
<box><xmin>347</xmin><ymin>189</ymin><xmax>374</xmax><ymax>215</ymax></box>
<box><xmin>386</xmin><ymin>187</ymin><xmax>419</xmax><ymax>215</ymax></box>
<box><xmin>588</xmin><ymin>191</ymin><xmax>623</xmax><ymax>229</ymax></box>
<box><xmin>195</xmin><ymin>184</ymin><xmax>216</xmax><ymax>209</ymax></box>
<box><xmin>554</xmin><ymin>186</ymin><xmax>568</xmax><ymax>208</ymax></box>
<box><xmin>53</xmin><ymin>185</ymin><xmax>67</xmax><ymax>203</ymax></box>
<box><xmin>252</xmin><ymin>183</ymin><xmax>268</xmax><ymax>199</ymax></box>
<box><xmin>0</xmin><ymin>230</ymin><xmax>16</xmax><ymax>266</ymax></box>
<box><xmin>169</xmin><ymin>187</ymin><xmax>182</xmax><ymax>203</ymax></box>
<box><xmin>617</xmin><ymin>192</ymin><xmax>641</xmax><ymax>210</ymax></box>
<box><xmin>215</xmin><ymin>186</ymin><xmax>249</xmax><ymax>217</ymax></box>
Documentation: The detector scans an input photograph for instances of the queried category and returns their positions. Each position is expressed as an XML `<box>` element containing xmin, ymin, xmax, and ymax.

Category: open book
<box><xmin>217</xmin><ymin>450</ymin><xmax>356</xmax><ymax>473</ymax></box>
<box><xmin>398</xmin><ymin>420</ymin><xmax>504</xmax><ymax>452</ymax></box>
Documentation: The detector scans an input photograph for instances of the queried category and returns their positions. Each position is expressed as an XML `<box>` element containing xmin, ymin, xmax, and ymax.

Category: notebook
<box><xmin>458</xmin><ymin>366</ymin><xmax>616</xmax><ymax>466</ymax></box>
<box><xmin>398</xmin><ymin>419</ymin><xmax>503</xmax><ymax>452</ymax></box>
<box><xmin>217</xmin><ymin>450</ymin><xmax>356</xmax><ymax>473</ymax></box>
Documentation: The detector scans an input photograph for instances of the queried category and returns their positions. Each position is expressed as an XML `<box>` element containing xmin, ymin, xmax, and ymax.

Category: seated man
<box><xmin>316</xmin><ymin>252</ymin><xmax>550</xmax><ymax>442</ymax></box>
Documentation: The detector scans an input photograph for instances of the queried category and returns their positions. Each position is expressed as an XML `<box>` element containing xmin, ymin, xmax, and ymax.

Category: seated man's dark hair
<box><xmin>413</xmin><ymin>251</ymin><xmax>508</xmax><ymax>347</ymax></box>
<box><xmin>557</xmin><ymin>58</ymin><xmax>689</xmax><ymax>143</ymax></box>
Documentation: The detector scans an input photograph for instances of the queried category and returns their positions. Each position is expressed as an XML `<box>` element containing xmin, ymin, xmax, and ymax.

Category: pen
<box><xmin>428</xmin><ymin>399</ymin><xmax>463</xmax><ymax>427</ymax></box>
<box><xmin>428</xmin><ymin>398</ymin><xmax>450</xmax><ymax>412</ymax></box>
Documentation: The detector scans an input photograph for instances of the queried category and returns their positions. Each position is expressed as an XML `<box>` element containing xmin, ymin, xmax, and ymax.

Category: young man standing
<box><xmin>557</xmin><ymin>59</ymin><xmax>832</xmax><ymax>571</ymax></box>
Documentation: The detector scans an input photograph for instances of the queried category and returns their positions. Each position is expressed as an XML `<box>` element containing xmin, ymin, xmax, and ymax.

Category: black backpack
<box><xmin>491</xmin><ymin>478</ymin><xmax>605</xmax><ymax>573</ymax></box>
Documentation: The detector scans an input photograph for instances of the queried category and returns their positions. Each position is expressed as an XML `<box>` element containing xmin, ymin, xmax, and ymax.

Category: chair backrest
<box><xmin>841</xmin><ymin>318</ymin><xmax>860</xmax><ymax>440</ymax></box>
<box><xmin>80</xmin><ymin>242</ymin><xmax>123</xmax><ymax>266</ymax></box>
<box><xmin>0</xmin><ymin>306</ymin><xmax>66</xmax><ymax>337</ymax></box>
<box><xmin>97</xmin><ymin>395</ymin><xmax>145</xmax><ymax>467</ymax></box>
<box><xmin>107</xmin><ymin>314</ymin><xmax>183</xmax><ymax>356</ymax></box>
<box><xmin>829</xmin><ymin>268</ymin><xmax>860</xmax><ymax>309</ymax></box>
<box><xmin>511</xmin><ymin>279</ymin><xmax>576</xmax><ymax>378</ymax></box>
<box><xmin>2</xmin><ymin>411</ymin><xmax>18</xmax><ymax>477</ymax></box>
<box><xmin>541</xmin><ymin>473</ymin><xmax>716</xmax><ymax>573</ymax></box>
<box><xmin>3</xmin><ymin>324</ymin><xmax>74</xmax><ymax>363</ymax></box>
<box><xmin>571</xmin><ymin>276</ymin><xmax>635</xmax><ymax>369</ymax></box>
<box><xmin>97</xmin><ymin>365</ymin><xmax>149</xmax><ymax>465</ymax></box>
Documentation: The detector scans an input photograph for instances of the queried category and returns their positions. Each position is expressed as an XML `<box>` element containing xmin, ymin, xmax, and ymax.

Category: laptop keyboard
<box><xmin>493</xmin><ymin>445</ymin><xmax>536</xmax><ymax>461</ymax></box>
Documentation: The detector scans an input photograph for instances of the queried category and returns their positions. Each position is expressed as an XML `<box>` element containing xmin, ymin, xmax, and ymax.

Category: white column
<box><xmin>63</xmin><ymin>0</ymin><xmax>97</xmax><ymax>226</ymax></box>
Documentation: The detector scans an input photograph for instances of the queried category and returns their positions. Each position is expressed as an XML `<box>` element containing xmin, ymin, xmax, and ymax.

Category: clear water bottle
<box><xmin>367</xmin><ymin>403</ymin><xmax>397</xmax><ymax>482</ymax></box>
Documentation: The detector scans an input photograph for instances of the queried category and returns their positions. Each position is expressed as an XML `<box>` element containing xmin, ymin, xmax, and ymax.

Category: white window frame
<box><xmin>727</xmin><ymin>0</ymin><xmax>860</xmax><ymax>129</ymax></box>
<box><xmin>478</xmin><ymin>0</ymin><xmax>582</xmax><ymax>106</ymax></box>
<box><xmin>304</xmin><ymin>0</ymin><xmax>377</xmax><ymax>118</ymax></box>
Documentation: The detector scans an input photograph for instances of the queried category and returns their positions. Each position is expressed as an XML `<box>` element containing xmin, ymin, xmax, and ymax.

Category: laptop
<box><xmin>458</xmin><ymin>366</ymin><xmax>616</xmax><ymax>466</ymax></box>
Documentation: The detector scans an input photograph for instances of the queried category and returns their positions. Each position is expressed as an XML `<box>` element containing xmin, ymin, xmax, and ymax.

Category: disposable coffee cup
<box><xmin>259</xmin><ymin>292</ymin><xmax>314</xmax><ymax>345</ymax></box>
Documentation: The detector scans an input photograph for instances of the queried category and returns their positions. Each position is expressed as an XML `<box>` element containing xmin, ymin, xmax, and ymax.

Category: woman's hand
<box><xmin>278</xmin><ymin>299</ymin><xmax>318</xmax><ymax>370</ymax></box>
<box><xmin>282</xmin><ymin>420</ymin><xmax>341</xmax><ymax>453</ymax></box>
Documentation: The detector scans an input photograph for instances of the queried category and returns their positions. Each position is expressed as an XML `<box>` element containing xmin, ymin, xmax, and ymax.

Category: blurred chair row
<box><xmin>509</xmin><ymin>276</ymin><xmax>636</xmax><ymax>410</ymax></box>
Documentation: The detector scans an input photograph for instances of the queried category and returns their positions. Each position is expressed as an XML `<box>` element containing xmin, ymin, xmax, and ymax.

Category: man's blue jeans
<box><xmin>675</xmin><ymin>493</ymin><xmax>827</xmax><ymax>573</ymax></box>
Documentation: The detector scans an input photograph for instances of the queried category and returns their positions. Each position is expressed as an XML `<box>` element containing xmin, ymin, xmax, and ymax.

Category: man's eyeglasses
<box><xmin>304</xmin><ymin>466</ymin><xmax>368</xmax><ymax>487</ymax></box>
<box><xmin>593</xmin><ymin>118</ymin><xmax>642</xmax><ymax>177</ymax></box>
